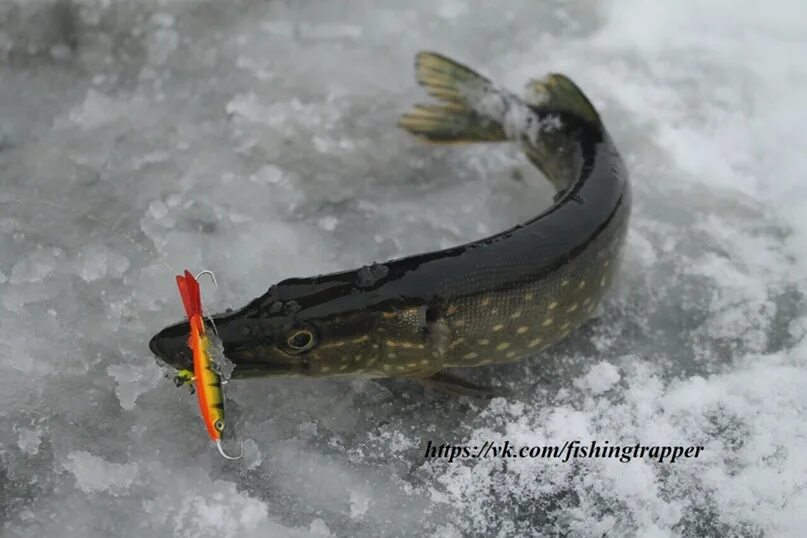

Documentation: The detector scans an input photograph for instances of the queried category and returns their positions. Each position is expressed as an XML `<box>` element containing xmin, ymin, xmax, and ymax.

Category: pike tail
<box><xmin>398</xmin><ymin>51</ymin><xmax>602</xmax><ymax>145</ymax></box>
<box><xmin>398</xmin><ymin>52</ymin><xmax>506</xmax><ymax>143</ymax></box>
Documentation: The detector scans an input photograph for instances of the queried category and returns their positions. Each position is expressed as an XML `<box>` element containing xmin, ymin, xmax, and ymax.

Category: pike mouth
<box><xmin>149</xmin><ymin>320</ymin><xmax>308</xmax><ymax>378</ymax></box>
<box><xmin>148</xmin><ymin>326</ymin><xmax>192</xmax><ymax>371</ymax></box>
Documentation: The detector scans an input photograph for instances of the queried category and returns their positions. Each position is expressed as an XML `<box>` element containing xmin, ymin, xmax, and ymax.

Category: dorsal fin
<box><xmin>176</xmin><ymin>269</ymin><xmax>202</xmax><ymax>320</ymax></box>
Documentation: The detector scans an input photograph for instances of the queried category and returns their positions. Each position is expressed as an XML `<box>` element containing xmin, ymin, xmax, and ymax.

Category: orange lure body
<box><xmin>176</xmin><ymin>270</ymin><xmax>240</xmax><ymax>458</ymax></box>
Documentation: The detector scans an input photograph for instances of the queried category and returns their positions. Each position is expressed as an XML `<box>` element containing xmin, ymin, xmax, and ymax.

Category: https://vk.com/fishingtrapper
<box><xmin>174</xmin><ymin>269</ymin><xmax>243</xmax><ymax>460</ymax></box>
<box><xmin>150</xmin><ymin>51</ymin><xmax>630</xmax><ymax>397</ymax></box>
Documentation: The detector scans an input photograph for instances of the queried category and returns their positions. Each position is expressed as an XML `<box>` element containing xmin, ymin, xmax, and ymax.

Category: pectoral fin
<box><xmin>419</xmin><ymin>371</ymin><xmax>511</xmax><ymax>399</ymax></box>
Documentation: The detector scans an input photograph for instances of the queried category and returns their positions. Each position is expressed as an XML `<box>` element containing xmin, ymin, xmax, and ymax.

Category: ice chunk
<box><xmin>148</xmin><ymin>199</ymin><xmax>169</xmax><ymax>220</ymax></box>
<box><xmin>79</xmin><ymin>248</ymin><xmax>107</xmax><ymax>282</ymax></box>
<box><xmin>9</xmin><ymin>250</ymin><xmax>56</xmax><ymax>284</ymax></box>
<box><xmin>208</xmin><ymin>333</ymin><xmax>236</xmax><ymax>382</ymax></box>
<box><xmin>63</xmin><ymin>451</ymin><xmax>138</xmax><ymax>494</ymax></box>
<box><xmin>16</xmin><ymin>426</ymin><xmax>44</xmax><ymax>455</ymax></box>
<box><xmin>107</xmin><ymin>362</ymin><xmax>164</xmax><ymax>411</ymax></box>
<box><xmin>349</xmin><ymin>489</ymin><xmax>371</xmax><ymax>519</ymax></box>
<box><xmin>575</xmin><ymin>361</ymin><xmax>621</xmax><ymax>395</ymax></box>
<box><xmin>78</xmin><ymin>245</ymin><xmax>131</xmax><ymax>282</ymax></box>
<box><xmin>146</xmin><ymin>28</ymin><xmax>179</xmax><ymax>65</ymax></box>
<box><xmin>308</xmin><ymin>519</ymin><xmax>334</xmax><ymax>537</ymax></box>
<box><xmin>67</xmin><ymin>90</ymin><xmax>122</xmax><ymax>130</ymax></box>
<box><xmin>249</xmin><ymin>164</ymin><xmax>284</xmax><ymax>185</ymax></box>
<box><xmin>317</xmin><ymin>215</ymin><xmax>339</xmax><ymax>231</ymax></box>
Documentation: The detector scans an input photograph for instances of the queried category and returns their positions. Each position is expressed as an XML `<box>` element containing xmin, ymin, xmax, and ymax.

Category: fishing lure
<box><xmin>3</xmin><ymin>200</ymin><xmax>245</xmax><ymax>453</ymax></box>
<box><xmin>175</xmin><ymin>269</ymin><xmax>243</xmax><ymax>460</ymax></box>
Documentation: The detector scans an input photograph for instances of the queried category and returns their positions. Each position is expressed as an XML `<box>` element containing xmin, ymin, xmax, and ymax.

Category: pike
<box><xmin>150</xmin><ymin>52</ymin><xmax>631</xmax><ymax>397</ymax></box>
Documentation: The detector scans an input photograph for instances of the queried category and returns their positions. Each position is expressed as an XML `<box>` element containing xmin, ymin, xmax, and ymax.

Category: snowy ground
<box><xmin>2</xmin><ymin>0</ymin><xmax>807</xmax><ymax>536</ymax></box>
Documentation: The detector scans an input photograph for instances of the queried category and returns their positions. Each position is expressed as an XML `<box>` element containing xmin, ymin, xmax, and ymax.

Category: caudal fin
<box><xmin>176</xmin><ymin>269</ymin><xmax>202</xmax><ymax>320</ymax></box>
<box><xmin>398</xmin><ymin>52</ymin><xmax>507</xmax><ymax>143</ymax></box>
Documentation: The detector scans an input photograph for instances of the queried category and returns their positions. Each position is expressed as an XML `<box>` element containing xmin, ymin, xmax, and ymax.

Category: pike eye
<box><xmin>214</xmin><ymin>420</ymin><xmax>224</xmax><ymax>432</ymax></box>
<box><xmin>287</xmin><ymin>329</ymin><xmax>314</xmax><ymax>351</ymax></box>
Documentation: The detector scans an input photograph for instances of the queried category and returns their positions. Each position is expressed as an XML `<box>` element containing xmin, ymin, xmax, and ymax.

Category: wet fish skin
<box><xmin>150</xmin><ymin>52</ymin><xmax>630</xmax><ymax>390</ymax></box>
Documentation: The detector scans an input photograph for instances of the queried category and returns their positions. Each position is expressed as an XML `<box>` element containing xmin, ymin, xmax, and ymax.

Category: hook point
<box><xmin>215</xmin><ymin>439</ymin><xmax>244</xmax><ymax>460</ymax></box>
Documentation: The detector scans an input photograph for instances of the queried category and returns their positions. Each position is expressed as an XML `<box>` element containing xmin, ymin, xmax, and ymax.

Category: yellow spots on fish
<box><xmin>543</xmin><ymin>318</ymin><xmax>554</xmax><ymax>327</ymax></box>
<box><xmin>528</xmin><ymin>337</ymin><xmax>543</xmax><ymax>348</ymax></box>
<box><xmin>524</xmin><ymin>292</ymin><xmax>534</xmax><ymax>300</ymax></box>
<box><xmin>420</xmin><ymin>359</ymin><xmax>429</xmax><ymax>366</ymax></box>
<box><xmin>406</xmin><ymin>362</ymin><xmax>418</xmax><ymax>368</ymax></box>
<box><xmin>601</xmin><ymin>276</ymin><xmax>608</xmax><ymax>288</ymax></box>
<box><xmin>446</xmin><ymin>304</ymin><xmax>458</xmax><ymax>316</ymax></box>
<box><xmin>321</xmin><ymin>366</ymin><xmax>331</xmax><ymax>373</ymax></box>
<box><xmin>578</xmin><ymin>280</ymin><xmax>586</xmax><ymax>289</ymax></box>
<box><xmin>389</xmin><ymin>352</ymin><xmax>397</xmax><ymax>359</ymax></box>
<box><xmin>561</xmin><ymin>279</ymin><xmax>570</xmax><ymax>287</ymax></box>
<box><xmin>583</xmin><ymin>297</ymin><xmax>591</xmax><ymax>306</ymax></box>
<box><xmin>464</xmin><ymin>351</ymin><xmax>478</xmax><ymax>360</ymax></box>
<box><xmin>432</xmin><ymin>351</ymin><xmax>440</xmax><ymax>358</ymax></box>
<box><xmin>320</xmin><ymin>341</ymin><xmax>346</xmax><ymax>349</ymax></box>
<box><xmin>479</xmin><ymin>359</ymin><xmax>492</xmax><ymax>365</ymax></box>
<box><xmin>506</xmin><ymin>351</ymin><xmax>516</xmax><ymax>359</ymax></box>
<box><xmin>450</xmin><ymin>337</ymin><xmax>466</xmax><ymax>348</ymax></box>
<box><xmin>383</xmin><ymin>364</ymin><xmax>391</xmax><ymax>371</ymax></box>
<box><xmin>454</xmin><ymin>319</ymin><xmax>466</xmax><ymax>328</ymax></box>
<box><xmin>351</xmin><ymin>335</ymin><xmax>369</xmax><ymax>344</ymax></box>
<box><xmin>496</xmin><ymin>342</ymin><xmax>511</xmax><ymax>351</ymax></box>
<box><xmin>604</xmin><ymin>259</ymin><xmax>611</xmax><ymax>268</ymax></box>
<box><xmin>492</xmin><ymin>324</ymin><xmax>504</xmax><ymax>332</ymax></box>
<box><xmin>382</xmin><ymin>311</ymin><xmax>396</xmax><ymax>319</ymax></box>
<box><xmin>478</xmin><ymin>338</ymin><xmax>490</xmax><ymax>345</ymax></box>
<box><xmin>548</xmin><ymin>302</ymin><xmax>558</xmax><ymax>310</ymax></box>
<box><xmin>517</xmin><ymin>326</ymin><xmax>528</xmax><ymax>334</ymax></box>
<box><xmin>339</xmin><ymin>364</ymin><xmax>349</xmax><ymax>371</ymax></box>
<box><xmin>354</xmin><ymin>354</ymin><xmax>362</xmax><ymax>362</ymax></box>
<box><xmin>566</xmin><ymin>303</ymin><xmax>578</xmax><ymax>313</ymax></box>
<box><xmin>560</xmin><ymin>321</ymin><xmax>570</xmax><ymax>330</ymax></box>
<box><xmin>587</xmin><ymin>303</ymin><xmax>596</xmax><ymax>314</ymax></box>
<box><xmin>373</xmin><ymin>344</ymin><xmax>379</xmax><ymax>349</ymax></box>
<box><xmin>396</xmin><ymin>365</ymin><xmax>406</xmax><ymax>372</ymax></box>
<box><xmin>367</xmin><ymin>357</ymin><xmax>378</xmax><ymax>367</ymax></box>
<box><xmin>491</xmin><ymin>308</ymin><xmax>499</xmax><ymax>315</ymax></box>
<box><xmin>561</xmin><ymin>329</ymin><xmax>571</xmax><ymax>339</ymax></box>
<box><xmin>385</xmin><ymin>340</ymin><xmax>425</xmax><ymax>349</ymax></box>
<box><xmin>480</xmin><ymin>297</ymin><xmax>491</xmax><ymax>307</ymax></box>
<box><xmin>510</xmin><ymin>310</ymin><xmax>522</xmax><ymax>319</ymax></box>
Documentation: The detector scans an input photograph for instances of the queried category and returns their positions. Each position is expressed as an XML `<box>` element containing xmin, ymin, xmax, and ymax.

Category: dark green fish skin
<box><xmin>150</xmin><ymin>52</ymin><xmax>630</xmax><ymax>388</ymax></box>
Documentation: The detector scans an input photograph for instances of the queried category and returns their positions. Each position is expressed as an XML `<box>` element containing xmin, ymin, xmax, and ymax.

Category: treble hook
<box><xmin>195</xmin><ymin>269</ymin><xmax>218</xmax><ymax>288</ymax></box>
<box><xmin>215</xmin><ymin>439</ymin><xmax>244</xmax><ymax>460</ymax></box>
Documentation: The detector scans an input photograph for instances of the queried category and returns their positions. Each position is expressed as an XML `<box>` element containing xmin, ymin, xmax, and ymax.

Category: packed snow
<box><xmin>1</xmin><ymin>0</ymin><xmax>806</xmax><ymax>536</ymax></box>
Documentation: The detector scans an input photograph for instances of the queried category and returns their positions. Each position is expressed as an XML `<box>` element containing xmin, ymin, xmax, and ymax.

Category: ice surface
<box><xmin>1</xmin><ymin>0</ymin><xmax>807</xmax><ymax>536</ymax></box>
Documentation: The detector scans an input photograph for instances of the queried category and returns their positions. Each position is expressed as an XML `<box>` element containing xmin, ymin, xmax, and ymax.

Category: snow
<box><xmin>1</xmin><ymin>0</ymin><xmax>807</xmax><ymax>536</ymax></box>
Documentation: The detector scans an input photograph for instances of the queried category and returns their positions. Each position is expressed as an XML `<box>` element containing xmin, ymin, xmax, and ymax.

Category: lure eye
<box><xmin>214</xmin><ymin>420</ymin><xmax>225</xmax><ymax>432</ymax></box>
<box><xmin>287</xmin><ymin>329</ymin><xmax>314</xmax><ymax>351</ymax></box>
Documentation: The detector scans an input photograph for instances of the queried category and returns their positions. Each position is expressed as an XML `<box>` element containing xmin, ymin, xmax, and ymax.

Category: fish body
<box><xmin>151</xmin><ymin>52</ymin><xmax>630</xmax><ymax>393</ymax></box>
